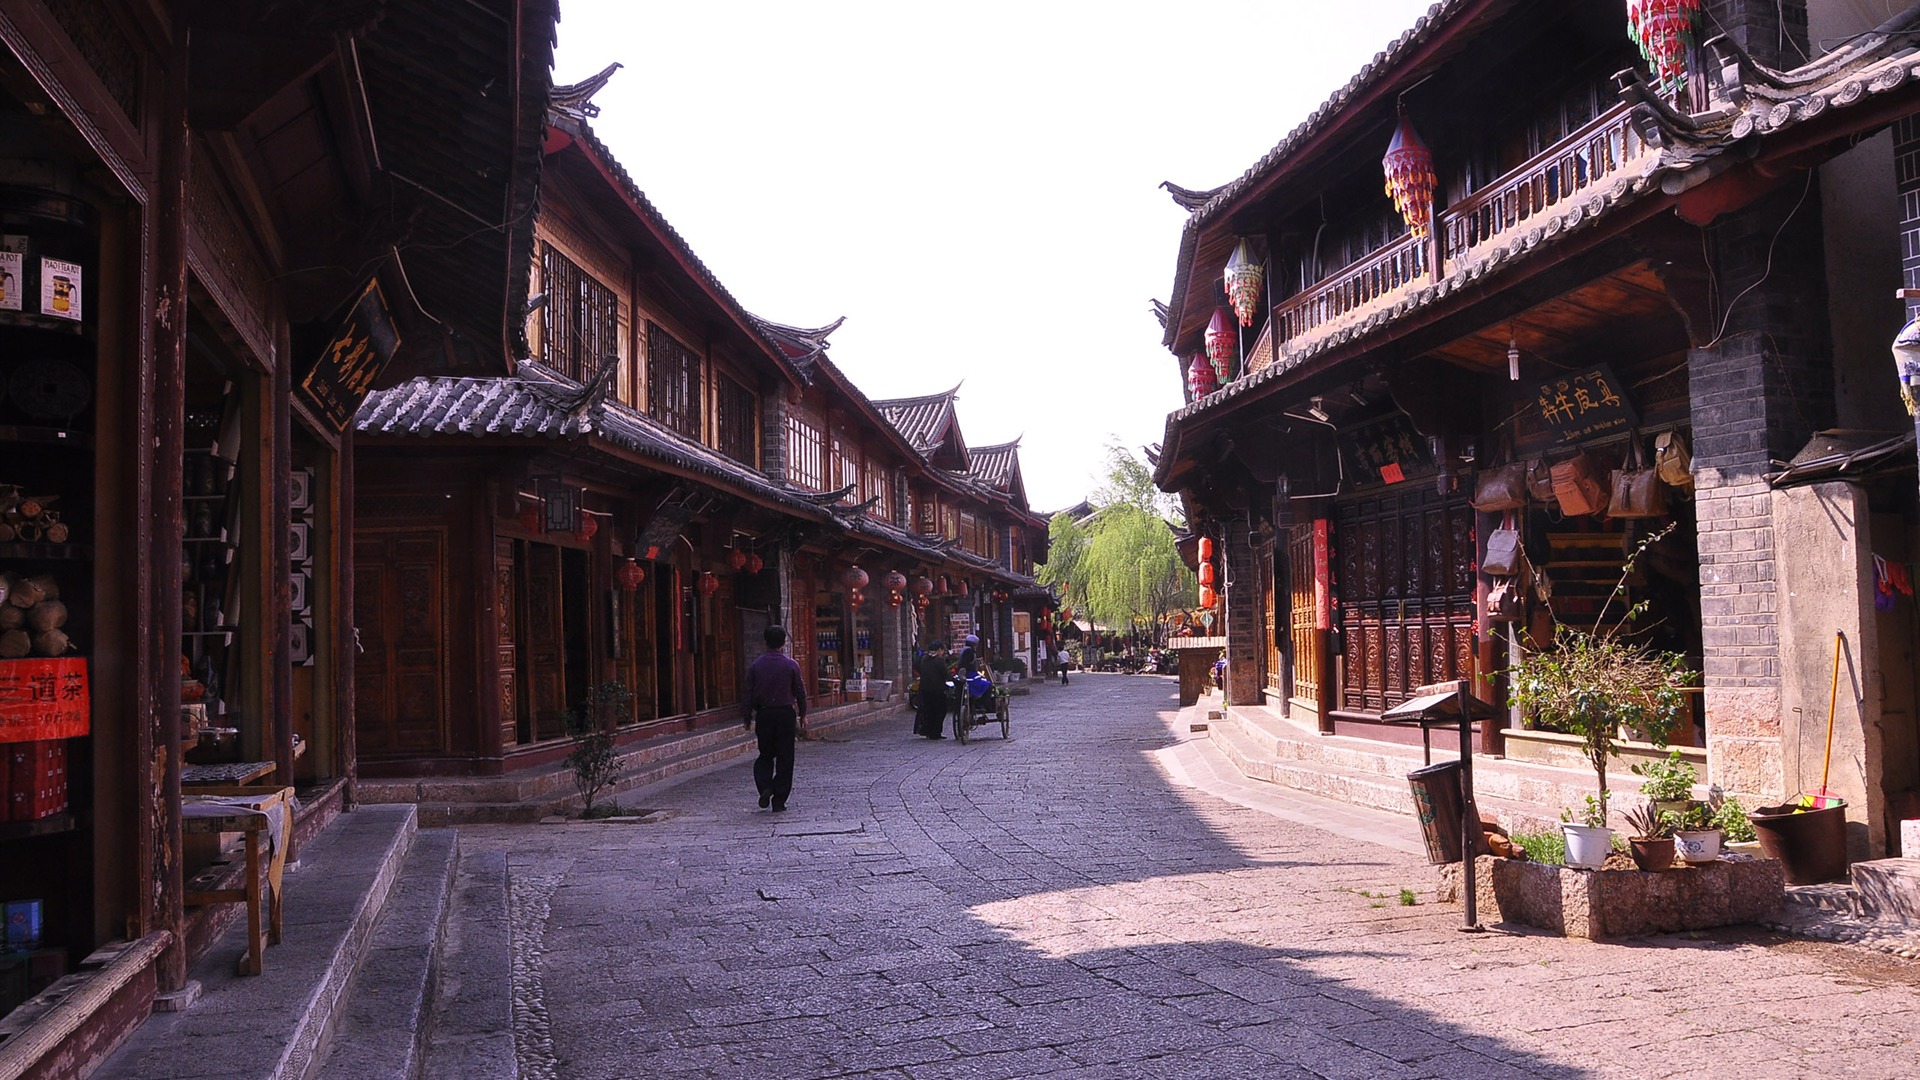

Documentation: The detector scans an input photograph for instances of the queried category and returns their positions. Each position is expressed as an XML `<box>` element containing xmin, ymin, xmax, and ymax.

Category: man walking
<box><xmin>743</xmin><ymin>625</ymin><xmax>807</xmax><ymax>811</ymax></box>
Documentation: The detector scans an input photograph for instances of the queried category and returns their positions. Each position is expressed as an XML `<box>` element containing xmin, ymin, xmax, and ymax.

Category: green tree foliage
<box><xmin>1039</xmin><ymin>445</ymin><xmax>1195</xmax><ymax>641</ymax></box>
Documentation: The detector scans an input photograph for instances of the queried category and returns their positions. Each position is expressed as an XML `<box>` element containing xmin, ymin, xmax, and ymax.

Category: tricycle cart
<box><xmin>951</xmin><ymin>675</ymin><xmax>1009</xmax><ymax>744</ymax></box>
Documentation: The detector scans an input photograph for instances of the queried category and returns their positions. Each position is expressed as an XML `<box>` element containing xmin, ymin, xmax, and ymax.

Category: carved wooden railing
<box><xmin>1265</xmin><ymin>104</ymin><xmax>1650</xmax><ymax>358</ymax></box>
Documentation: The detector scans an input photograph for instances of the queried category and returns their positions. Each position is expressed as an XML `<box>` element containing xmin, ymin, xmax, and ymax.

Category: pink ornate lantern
<box><xmin>1186</xmin><ymin>352</ymin><xmax>1218</xmax><ymax>401</ymax></box>
<box><xmin>1628</xmin><ymin>0</ymin><xmax>1702</xmax><ymax>95</ymax></box>
<box><xmin>1223</xmin><ymin>239</ymin><xmax>1264</xmax><ymax>327</ymax></box>
<box><xmin>1204</xmin><ymin>307</ymin><xmax>1237</xmax><ymax>383</ymax></box>
<box><xmin>1383</xmin><ymin>110</ymin><xmax>1437</xmax><ymax>242</ymax></box>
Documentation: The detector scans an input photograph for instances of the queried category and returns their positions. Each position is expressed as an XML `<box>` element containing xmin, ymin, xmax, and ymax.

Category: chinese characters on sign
<box><xmin>1535</xmin><ymin>364</ymin><xmax>1638</xmax><ymax>444</ymax></box>
<box><xmin>1338</xmin><ymin>413</ymin><xmax>1432</xmax><ymax>485</ymax></box>
<box><xmin>297</xmin><ymin>278</ymin><xmax>400</xmax><ymax>432</ymax></box>
<box><xmin>1312</xmin><ymin>519</ymin><xmax>1332</xmax><ymax>631</ymax></box>
<box><xmin>0</xmin><ymin>658</ymin><xmax>90</xmax><ymax>742</ymax></box>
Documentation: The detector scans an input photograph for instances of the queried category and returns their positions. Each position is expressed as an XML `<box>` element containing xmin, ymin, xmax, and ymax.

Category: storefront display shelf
<box><xmin>0</xmin><ymin>543</ymin><xmax>90</xmax><ymax>561</ymax></box>
<box><xmin>0</xmin><ymin>812</ymin><xmax>77</xmax><ymax>840</ymax></box>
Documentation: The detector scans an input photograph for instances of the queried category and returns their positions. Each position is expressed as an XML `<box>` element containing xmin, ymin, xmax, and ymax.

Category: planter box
<box><xmin>1500</xmin><ymin>728</ymin><xmax>1704</xmax><ymax>777</ymax></box>
<box><xmin>1439</xmin><ymin>855</ymin><xmax>1784</xmax><ymax>939</ymax></box>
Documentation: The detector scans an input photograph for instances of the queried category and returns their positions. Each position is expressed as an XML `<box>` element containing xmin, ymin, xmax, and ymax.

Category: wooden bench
<box><xmin>181</xmin><ymin>784</ymin><xmax>293</xmax><ymax>975</ymax></box>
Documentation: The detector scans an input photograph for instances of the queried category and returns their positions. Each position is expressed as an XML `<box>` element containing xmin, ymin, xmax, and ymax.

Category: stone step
<box><xmin>1784</xmin><ymin>882</ymin><xmax>1862</xmax><ymax>916</ymax></box>
<box><xmin>421</xmin><ymin>850</ymin><xmax>514</xmax><ymax>1080</ymax></box>
<box><xmin>93</xmin><ymin>804</ymin><xmax>421</xmax><ymax>1080</ymax></box>
<box><xmin>312</xmin><ymin>828</ymin><xmax>460</xmax><ymax>1080</ymax></box>
<box><xmin>1852</xmin><ymin>858</ymin><xmax>1920</xmax><ymax>924</ymax></box>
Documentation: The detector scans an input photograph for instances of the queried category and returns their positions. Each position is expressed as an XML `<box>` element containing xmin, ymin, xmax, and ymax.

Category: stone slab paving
<box><xmin>452</xmin><ymin>674</ymin><xmax>1920</xmax><ymax>1080</ymax></box>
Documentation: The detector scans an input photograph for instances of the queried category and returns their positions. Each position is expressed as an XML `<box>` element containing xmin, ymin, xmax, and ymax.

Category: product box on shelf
<box><xmin>4</xmin><ymin>899</ymin><xmax>42</xmax><ymax>949</ymax></box>
<box><xmin>4</xmin><ymin>739</ymin><xmax>66</xmax><ymax>821</ymax></box>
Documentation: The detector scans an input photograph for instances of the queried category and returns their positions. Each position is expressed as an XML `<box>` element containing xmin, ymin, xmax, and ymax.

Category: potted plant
<box><xmin>1710</xmin><ymin>789</ymin><xmax>1760</xmax><ymax>855</ymax></box>
<box><xmin>1673</xmin><ymin>800</ymin><xmax>1723</xmax><ymax>865</ymax></box>
<box><xmin>1622</xmin><ymin>802</ymin><xmax>1680</xmax><ymax>872</ymax></box>
<box><xmin>1509</xmin><ymin>526</ymin><xmax>1695</xmax><ymax>869</ymax></box>
<box><xmin>1560</xmin><ymin>795</ymin><xmax>1614</xmax><ymax>870</ymax></box>
<box><xmin>1631</xmin><ymin>749</ymin><xmax>1698</xmax><ymax>820</ymax></box>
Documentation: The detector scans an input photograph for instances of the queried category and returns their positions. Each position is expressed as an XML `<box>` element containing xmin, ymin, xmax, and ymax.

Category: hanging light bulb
<box><xmin>1507</xmin><ymin>328</ymin><xmax>1521</xmax><ymax>383</ymax></box>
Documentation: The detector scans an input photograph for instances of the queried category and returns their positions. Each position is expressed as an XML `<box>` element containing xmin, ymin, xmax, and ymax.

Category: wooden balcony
<box><xmin>1264</xmin><ymin>104</ymin><xmax>1651</xmax><ymax>366</ymax></box>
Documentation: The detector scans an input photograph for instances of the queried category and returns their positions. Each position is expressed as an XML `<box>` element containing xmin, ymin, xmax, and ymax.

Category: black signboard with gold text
<box><xmin>1535</xmin><ymin>364</ymin><xmax>1638</xmax><ymax>444</ymax></box>
<box><xmin>298</xmin><ymin>279</ymin><xmax>400</xmax><ymax>432</ymax></box>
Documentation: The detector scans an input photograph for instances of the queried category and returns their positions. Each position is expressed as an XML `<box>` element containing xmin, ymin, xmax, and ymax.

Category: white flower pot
<box><xmin>1562</xmin><ymin>824</ymin><xmax>1615</xmax><ymax>870</ymax></box>
<box><xmin>1674</xmin><ymin>829</ymin><xmax>1722</xmax><ymax>865</ymax></box>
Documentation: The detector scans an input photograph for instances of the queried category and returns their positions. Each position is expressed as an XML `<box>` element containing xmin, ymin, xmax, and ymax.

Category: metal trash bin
<box><xmin>1409</xmin><ymin>761</ymin><xmax>1466</xmax><ymax>865</ymax></box>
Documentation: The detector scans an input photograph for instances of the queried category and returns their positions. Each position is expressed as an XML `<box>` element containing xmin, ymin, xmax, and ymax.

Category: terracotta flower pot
<box><xmin>1629</xmin><ymin>836</ymin><xmax>1676</xmax><ymax>872</ymax></box>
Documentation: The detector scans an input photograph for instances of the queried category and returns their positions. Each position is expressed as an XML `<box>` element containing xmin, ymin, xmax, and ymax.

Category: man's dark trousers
<box><xmin>753</xmin><ymin>705</ymin><xmax>798</xmax><ymax>806</ymax></box>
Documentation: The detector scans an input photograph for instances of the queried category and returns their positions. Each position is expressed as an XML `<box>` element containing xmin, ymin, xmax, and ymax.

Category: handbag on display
<box><xmin>1470</xmin><ymin>462</ymin><xmax>1529</xmax><ymax>512</ymax></box>
<box><xmin>1482</xmin><ymin>512</ymin><xmax>1522</xmax><ymax>577</ymax></box>
<box><xmin>1654</xmin><ymin>428</ymin><xmax>1694</xmax><ymax>492</ymax></box>
<box><xmin>1526</xmin><ymin>458</ymin><xmax>1557</xmax><ymax>504</ymax></box>
<box><xmin>1486</xmin><ymin>580</ymin><xmax>1524</xmax><ymax>623</ymax></box>
<box><xmin>1608</xmin><ymin>433</ymin><xmax>1668</xmax><ymax>519</ymax></box>
<box><xmin>1550</xmin><ymin>451</ymin><xmax>1609</xmax><ymax>517</ymax></box>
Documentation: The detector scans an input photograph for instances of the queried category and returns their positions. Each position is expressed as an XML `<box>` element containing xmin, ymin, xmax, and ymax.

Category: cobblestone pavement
<box><xmin>457</xmin><ymin>674</ymin><xmax>1920</xmax><ymax>1080</ymax></box>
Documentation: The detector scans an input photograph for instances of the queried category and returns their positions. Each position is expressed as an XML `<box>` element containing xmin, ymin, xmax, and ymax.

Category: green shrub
<box><xmin>565</xmin><ymin>682</ymin><xmax>632</xmax><ymax>815</ymax></box>
<box><xmin>1632</xmin><ymin>750</ymin><xmax>1698</xmax><ymax>802</ymax></box>
<box><xmin>1510</xmin><ymin>828</ymin><xmax>1566</xmax><ymax>866</ymax></box>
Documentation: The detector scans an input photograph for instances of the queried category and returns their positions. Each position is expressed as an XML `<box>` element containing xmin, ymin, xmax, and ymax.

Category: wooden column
<box><xmin>336</xmin><ymin>433</ymin><xmax>358</xmax><ymax>807</ymax></box>
<box><xmin>271</xmin><ymin>323</ymin><xmax>294</xmax><ymax>787</ymax></box>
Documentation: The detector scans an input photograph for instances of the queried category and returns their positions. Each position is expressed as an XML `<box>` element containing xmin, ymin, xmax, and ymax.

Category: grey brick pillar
<box><xmin>761</xmin><ymin>390</ymin><xmax>788</xmax><ymax>484</ymax></box>
<box><xmin>1222</xmin><ymin>517</ymin><xmax>1262</xmax><ymax>706</ymax></box>
<box><xmin>1689</xmin><ymin>179</ymin><xmax>1833</xmax><ymax>798</ymax></box>
<box><xmin>1705</xmin><ymin>0</ymin><xmax>1808</xmax><ymax>70</ymax></box>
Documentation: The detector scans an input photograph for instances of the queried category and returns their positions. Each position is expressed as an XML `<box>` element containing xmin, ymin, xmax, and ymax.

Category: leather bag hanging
<box><xmin>1482</xmin><ymin>512</ymin><xmax>1522</xmax><ymax>576</ymax></box>
<box><xmin>1526</xmin><ymin>458</ymin><xmax>1557</xmax><ymax>504</ymax></box>
<box><xmin>1550</xmin><ymin>451</ymin><xmax>1609</xmax><ymax>517</ymax></box>
<box><xmin>1470</xmin><ymin>462</ymin><xmax>1528</xmax><ymax>512</ymax></box>
<box><xmin>1654</xmin><ymin>428</ymin><xmax>1694</xmax><ymax>492</ymax></box>
<box><xmin>1486</xmin><ymin>580</ymin><xmax>1524</xmax><ymax>624</ymax></box>
<box><xmin>1608</xmin><ymin>433</ymin><xmax>1668</xmax><ymax>519</ymax></box>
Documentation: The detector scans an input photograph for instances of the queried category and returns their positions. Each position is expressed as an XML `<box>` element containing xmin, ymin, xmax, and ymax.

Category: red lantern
<box><xmin>616</xmin><ymin>558</ymin><xmax>645</xmax><ymax>591</ymax></box>
<box><xmin>1198</xmin><ymin>537</ymin><xmax>1214</xmax><ymax>562</ymax></box>
<box><xmin>746</xmin><ymin>553</ymin><xmax>765</xmax><ymax>575</ymax></box>
<box><xmin>958</xmin><ymin>579</ymin><xmax>969</xmax><ymax>597</ymax></box>
<box><xmin>1205</xmin><ymin>307</ymin><xmax>1236</xmax><ymax>383</ymax></box>
<box><xmin>1383</xmin><ymin>110</ymin><xmax>1437</xmax><ymax>242</ymax></box>
<box><xmin>1199</xmin><ymin>563</ymin><xmax>1216</xmax><ymax>587</ymax></box>
<box><xmin>573</xmin><ymin>512</ymin><xmax>599</xmax><ymax>543</ymax></box>
<box><xmin>843</xmin><ymin>565</ymin><xmax>869</xmax><ymax>591</ymax></box>
<box><xmin>697</xmin><ymin>571</ymin><xmax>720</xmax><ymax>597</ymax></box>
<box><xmin>517</xmin><ymin>504</ymin><xmax>544</xmax><ymax>533</ymax></box>
<box><xmin>911</xmin><ymin>576</ymin><xmax>933</xmax><ymax>597</ymax></box>
<box><xmin>1224</xmin><ymin>238</ymin><xmax>1264</xmax><ymax>327</ymax></box>
<box><xmin>914</xmin><ymin>594</ymin><xmax>931</xmax><ymax>611</ymax></box>
<box><xmin>888</xmin><ymin>590</ymin><xmax>904</xmax><ymax>607</ymax></box>
<box><xmin>993</xmin><ymin>588</ymin><xmax>1010</xmax><ymax>603</ymax></box>
<box><xmin>1187</xmin><ymin>352</ymin><xmax>1218</xmax><ymax>401</ymax></box>
<box><xmin>728</xmin><ymin>548</ymin><xmax>748</xmax><ymax>571</ymax></box>
<box><xmin>849</xmin><ymin>588</ymin><xmax>865</xmax><ymax>608</ymax></box>
<box><xmin>936</xmin><ymin>575</ymin><xmax>950</xmax><ymax>596</ymax></box>
<box><xmin>1199</xmin><ymin>584</ymin><xmax>1217</xmax><ymax>609</ymax></box>
<box><xmin>1628</xmin><ymin>0</ymin><xmax>1703</xmax><ymax>95</ymax></box>
<box><xmin>883</xmin><ymin>569</ymin><xmax>908</xmax><ymax>592</ymax></box>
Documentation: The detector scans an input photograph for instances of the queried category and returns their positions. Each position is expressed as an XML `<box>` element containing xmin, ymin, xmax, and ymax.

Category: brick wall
<box><xmin>1222</xmin><ymin>517</ymin><xmax>1263</xmax><ymax>705</ymax></box>
<box><xmin>1689</xmin><ymin>176</ymin><xmax>1833</xmax><ymax>796</ymax></box>
<box><xmin>1705</xmin><ymin>0</ymin><xmax>1808</xmax><ymax>70</ymax></box>
<box><xmin>761</xmin><ymin>390</ymin><xmax>788</xmax><ymax>484</ymax></box>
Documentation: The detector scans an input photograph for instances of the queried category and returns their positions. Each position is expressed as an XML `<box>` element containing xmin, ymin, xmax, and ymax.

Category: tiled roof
<box><xmin>966</xmin><ymin>440</ymin><xmax>1021</xmax><ymax>490</ymax></box>
<box><xmin>874</xmin><ymin>386</ymin><xmax>963</xmax><ymax>458</ymax></box>
<box><xmin>750</xmin><ymin>315</ymin><xmax>845</xmax><ymax>377</ymax></box>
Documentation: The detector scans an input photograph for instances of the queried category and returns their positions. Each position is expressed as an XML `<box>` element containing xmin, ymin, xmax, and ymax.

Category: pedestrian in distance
<box><xmin>743</xmin><ymin>625</ymin><xmax>807</xmax><ymax>811</ymax></box>
<box><xmin>914</xmin><ymin>640</ymin><xmax>950</xmax><ymax>739</ymax></box>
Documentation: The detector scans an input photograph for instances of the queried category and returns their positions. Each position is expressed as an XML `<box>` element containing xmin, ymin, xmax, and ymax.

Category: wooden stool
<box><xmin>182</xmin><ymin>785</ymin><xmax>292</xmax><ymax>975</ymax></box>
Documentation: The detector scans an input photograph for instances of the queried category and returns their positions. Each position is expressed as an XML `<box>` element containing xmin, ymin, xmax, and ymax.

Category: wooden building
<box><xmin>0</xmin><ymin>0</ymin><xmax>554</xmax><ymax>1074</ymax></box>
<box><xmin>1153</xmin><ymin>0</ymin><xmax>1920</xmax><ymax>857</ymax></box>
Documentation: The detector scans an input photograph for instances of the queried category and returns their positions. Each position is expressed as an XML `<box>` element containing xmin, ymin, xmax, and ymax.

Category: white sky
<box><xmin>553</xmin><ymin>0</ymin><xmax>1438</xmax><ymax>511</ymax></box>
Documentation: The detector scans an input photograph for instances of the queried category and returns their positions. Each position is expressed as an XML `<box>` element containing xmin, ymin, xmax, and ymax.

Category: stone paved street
<box><xmin>457</xmin><ymin>674</ymin><xmax>1920</xmax><ymax>1080</ymax></box>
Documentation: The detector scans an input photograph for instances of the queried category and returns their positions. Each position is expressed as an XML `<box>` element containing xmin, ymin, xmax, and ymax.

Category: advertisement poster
<box><xmin>0</xmin><ymin>251</ymin><xmax>21</xmax><ymax>311</ymax></box>
<box><xmin>298</xmin><ymin>278</ymin><xmax>401</xmax><ymax>431</ymax></box>
<box><xmin>39</xmin><ymin>258</ymin><xmax>81</xmax><ymax>321</ymax></box>
<box><xmin>1313</xmin><ymin>519</ymin><xmax>1332</xmax><ymax>631</ymax></box>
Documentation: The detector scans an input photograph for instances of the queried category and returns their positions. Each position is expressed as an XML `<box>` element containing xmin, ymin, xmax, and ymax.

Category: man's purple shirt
<box><xmin>745</xmin><ymin>649</ymin><xmax>807</xmax><ymax>719</ymax></box>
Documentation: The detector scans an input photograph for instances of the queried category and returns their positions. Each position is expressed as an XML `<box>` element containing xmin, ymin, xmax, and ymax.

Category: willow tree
<box><xmin>1039</xmin><ymin>446</ymin><xmax>1195</xmax><ymax>645</ymax></box>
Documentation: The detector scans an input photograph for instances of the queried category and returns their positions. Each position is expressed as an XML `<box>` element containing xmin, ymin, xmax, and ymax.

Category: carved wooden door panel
<box><xmin>353</xmin><ymin>530</ymin><xmax>449</xmax><ymax>757</ymax></box>
<box><xmin>495</xmin><ymin>538</ymin><xmax>520</xmax><ymax>747</ymax></box>
<box><xmin>711</xmin><ymin>575</ymin><xmax>739</xmax><ymax>708</ymax></box>
<box><xmin>1336</xmin><ymin>488</ymin><xmax>1476</xmax><ymax>714</ymax></box>
<box><xmin>621</xmin><ymin>576</ymin><xmax>658</xmax><ymax>722</ymax></box>
<box><xmin>521</xmin><ymin>542</ymin><xmax>567</xmax><ymax>740</ymax></box>
<box><xmin>1288</xmin><ymin>522</ymin><xmax>1323</xmax><ymax>708</ymax></box>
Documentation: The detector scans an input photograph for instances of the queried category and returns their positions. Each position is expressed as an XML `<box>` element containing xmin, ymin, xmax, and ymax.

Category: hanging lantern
<box><xmin>842</xmin><ymin>565</ymin><xmax>869</xmax><ymax>591</ymax></box>
<box><xmin>697</xmin><ymin>571</ymin><xmax>720</xmax><ymax>597</ymax></box>
<box><xmin>1205</xmin><ymin>307</ymin><xmax>1237</xmax><ymax>383</ymax></box>
<box><xmin>746</xmin><ymin>552</ymin><xmax>764</xmax><ymax>575</ymax></box>
<box><xmin>1199</xmin><ymin>562</ymin><xmax>1216</xmax><ymax>587</ymax></box>
<box><xmin>1382</xmin><ymin>110</ymin><xmax>1438</xmax><ymax>242</ymax></box>
<box><xmin>1198</xmin><ymin>537</ymin><xmax>1214</xmax><ymax>562</ymax></box>
<box><xmin>914</xmin><ymin>594</ymin><xmax>931</xmax><ymax>611</ymax></box>
<box><xmin>1199</xmin><ymin>584</ymin><xmax>1218</xmax><ymax>609</ymax></box>
<box><xmin>911</xmin><ymin>576</ymin><xmax>934</xmax><ymax>597</ymax></box>
<box><xmin>849</xmin><ymin>588</ymin><xmax>866</xmax><ymax>608</ymax></box>
<box><xmin>728</xmin><ymin>547</ymin><xmax>748</xmax><ymax>571</ymax></box>
<box><xmin>616</xmin><ymin>558</ymin><xmax>645</xmax><ymax>591</ymax></box>
<box><xmin>573</xmin><ymin>512</ymin><xmax>599</xmax><ymax>543</ymax></box>
<box><xmin>882</xmin><ymin>569</ymin><xmax>908</xmax><ymax>592</ymax></box>
<box><xmin>1628</xmin><ymin>0</ymin><xmax>1703</xmax><ymax>96</ymax></box>
<box><xmin>993</xmin><ymin>588</ymin><xmax>1010</xmax><ymax>603</ymax></box>
<box><xmin>936</xmin><ymin>575</ymin><xmax>950</xmax><ymax>596</ymax></box>
<box><xmin>958</xmin><ymin>579</ymin><xmax>969</xmax><ymax>597</ymax></box>
<box><xmin>1223</xmin><ymin>239</ymin><xmax>1265</xmax><ymax>327</ymax></box>
<box><xmin>1186</xmin><ymin>352</ymin><xmax>1218</xmax><ymax>401</ymax></box>
<box><xmin>888</xmin><ymin>590</ymin><xmax>904</xmax><ymax>607</ymax></box>
<box><xmin>517</xmin><ymin>504</ymin><xmax>544</xmax><ymax>533</ymax></box>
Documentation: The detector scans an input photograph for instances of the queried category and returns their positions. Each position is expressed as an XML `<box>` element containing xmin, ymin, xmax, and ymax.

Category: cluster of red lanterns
<box><xmin>1198</xmin><ymin>536</ymin><xmax>1219</xmax><ymax>610</ymax></box>
<box><xmin>843</xmin><ymin>565</ymin><xmax>869</xmax><ymax>607</ymax></box>
<box><xmin>882</xmin><ymin>569</ymin><xmax>908</xmax><ymax>607</ymax></box>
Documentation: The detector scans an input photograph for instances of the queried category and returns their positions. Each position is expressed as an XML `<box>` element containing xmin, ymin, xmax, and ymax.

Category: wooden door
<box><xmin>1288</xmin><ymin>522</ymin><xmax>1325</xmax><ymax>712</ymax></box>
<box><xmin>520</xmin><ymin>541</ymin><xmax>568</xmax><ymax>739</ymax></box>
<box><xmin>618</xmin><ymin>576</ymin><xmax>658</xmax><ymax>722</ymax></box>
<box><xmin>353</xmin><ymin>530</ymin><xmax>449</xmax><ymax>757</ymax></box>
<box><xmin>495</xmin><ymin>538</ymin><xmax>520</xmax><ymax>747</ymax></box>
<box><xmin>1336</xmin><ymin>488</ymin><xmax>1476</xmax><ymax>714</ymax></box>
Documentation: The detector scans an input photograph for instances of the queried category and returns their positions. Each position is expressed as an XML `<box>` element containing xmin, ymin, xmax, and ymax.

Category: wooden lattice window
<box><xmin>1288</xmin><ymin>522</ymin><xmax>1322</xmax><ymax>708</ymax></box>
<box><xmin>862</xmin><ymin>459</ymin><xmax>892</xmax><ymax>521</ymax></box>
<box><xmin>787</xmin><ymin>407</ymin><xmax>824</xmax><ymax>491</ymax></box>
<box><xmin>714</xmin><ymin>372</ymin><xmax>758</xmax><ymax>466</ymax></box>
<box><xmin>919</xmin><ymin>498</ymin><xmax>938</xmax><ymax>536</ymax></box>
<box><xmin>541</xmin><ymin>244</ymin><xmax>618</xmax><ymax>382</ymax></box>
<box><xmin>831</xmin><ymin>429</ymin><xmax>858</xmax><ymax>501</ymax></box>
<box><xmin>647</xmin><ymin>322</ymin><xmax>702</xmax><ymax>440</ymax></box>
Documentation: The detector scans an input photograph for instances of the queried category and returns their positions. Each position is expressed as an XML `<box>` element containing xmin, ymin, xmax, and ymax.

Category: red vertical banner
<box><xmin>1312</xmin><ymin>519</ymin><xmax>1332</xmax><ymax>631</ymax></box>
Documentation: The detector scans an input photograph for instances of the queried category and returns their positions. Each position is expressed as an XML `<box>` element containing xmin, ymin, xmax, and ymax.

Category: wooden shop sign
<box><xmin>0</xmin><ymin>658</ymin><xmax>89</xmax><ymax>742</ymax></box>
<box><xmin>298</xmin><ymin>278</ymin><xmax>401</xmax><ymax>432</ymax></box>
<box><xmin>1535</xmin><ymin>364</ymin><xmax>1638</xmax><ymax>444</ymax></box>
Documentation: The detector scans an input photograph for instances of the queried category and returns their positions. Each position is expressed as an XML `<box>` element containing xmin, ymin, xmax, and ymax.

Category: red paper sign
<box><xmin>1378</xmin><ymin>461</ymin><xmax>1405</xmax><ymax>484</ymax></box>
<box><xmin>0</xmin><ymin>658</ymin><xmax>90</xmax><ymax>742</ymax></box>
<box><xmin>1312</xmin><ymin>519</ymin><xmax>1332</xmax><ymax>631</ymax></box>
